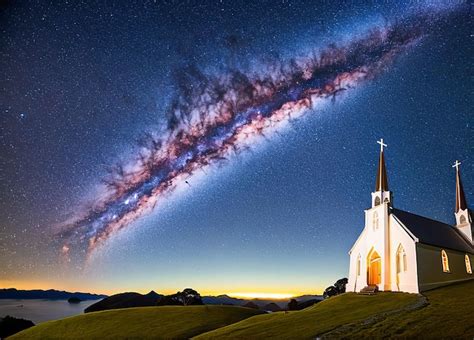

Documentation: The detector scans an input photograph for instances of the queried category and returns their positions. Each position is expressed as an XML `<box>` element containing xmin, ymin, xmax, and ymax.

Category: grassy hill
<box><xmin>333</xmin><ymin>280</ymin><xmax>474</xmax><ymax>338</ymax></box>
<box><xmin>195</xmin><ymin>292</ymin><xmax>418</xmax><ymax>339</ymax></box>
<box><xmin>197</xmin><ymin>280</ymin><xmax>474</xmax><ymax>339</ymax></box>
<box><xmin>9</xmin><ymin>305</ymin><xmax>263</xmax><ymax>339</ymax></box>
<box><xmin>10</xmin><ymin>280</ymin><xmax>473</xmax><ymax>339</ymax></box>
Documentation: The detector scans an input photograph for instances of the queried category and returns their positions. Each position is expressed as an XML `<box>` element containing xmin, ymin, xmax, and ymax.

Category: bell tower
<box><xmin>364</xmin><ymin>138</ymin><xmax>393</xmax><ymax>291</ymax></box>
<box><xmin>371</xmin><ymin>138</ymin><xmax>392</xmax><ymax>208</ymax></box>
<box><xmin>453</xmin><ymin>160</ymin><xmax>472</xmax><ymax>243</ymax></box>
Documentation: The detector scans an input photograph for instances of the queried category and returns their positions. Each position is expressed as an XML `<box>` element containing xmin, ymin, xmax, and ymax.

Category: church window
<box><xmin>374</xmin><ymin>196</ymin><xmax>381</xmax><ymax>206</ymax></box>
<box><xmin>441</xmin><ymin>250</ymin><xmax>450</xmax><ymax>273</ymax></box>
<box><xmin>372</xmin><ymin>212</ymin><xmax>379</xmax><ymax>231</ymax></box>
<box><xmin>466</xmin><ymin>255</ymin><xmax>472</xmax><ymax>274</ymax></box>
<box><xmin>460</xmin><ymin>215</ymin><xmax>466</xmax><ymax>225</ymax></box>
<box><xmin>356</xmin><ymin>255</ymin><xmax>361</xmax><ymax>276</ymax></box>
<box><xmin>396</xmin><ymin>245</ymin><xmax>407</xmax><ymax>273</ymax></box>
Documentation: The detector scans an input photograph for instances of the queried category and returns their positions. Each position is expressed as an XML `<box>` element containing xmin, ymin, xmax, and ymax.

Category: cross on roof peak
<box><xmin>452</xmin><ymin>160</ymin><xmax>461</xmax><ymax>170</ymax></box>
<box><xmin>377</xmin><ymin>138</ymin><xmax>387</xmax><ymax>152</ymax></box>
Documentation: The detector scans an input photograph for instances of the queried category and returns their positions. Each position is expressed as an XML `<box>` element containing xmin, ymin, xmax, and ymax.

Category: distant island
<box><xmin>0</xmin><ymin>288</ymin><xmax>107</xmax><ymax>301</ymax></box>
<box><xmin>67</xmin><ymin>297</ymin><xmax>82</xmax><ymax>304</ymax></box>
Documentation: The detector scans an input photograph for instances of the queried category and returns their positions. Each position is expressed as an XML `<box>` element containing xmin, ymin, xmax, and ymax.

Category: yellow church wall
<box><xmin>416</xmin><ymin>243</ymin><xmax>473</xmax><ymax>292</ymax></box>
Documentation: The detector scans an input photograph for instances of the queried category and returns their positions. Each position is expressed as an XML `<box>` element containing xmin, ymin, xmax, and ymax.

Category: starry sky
<box><xmin>0</xmin><ymin>1</ymin><xmax>472</xmax><ymax>296</ymax></box>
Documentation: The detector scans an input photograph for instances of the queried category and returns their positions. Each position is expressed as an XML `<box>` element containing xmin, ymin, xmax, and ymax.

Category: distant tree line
<box><xmin>158</xmin><ymin>288</ymin><xmax>203</xmax><ymax>306</ymax></box>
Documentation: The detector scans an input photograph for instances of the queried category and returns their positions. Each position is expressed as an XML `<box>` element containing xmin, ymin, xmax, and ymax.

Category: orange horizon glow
<box><xmin>227</xmin><ymin>292</ymin><xmax>295</xmax><ymax>299</ymax></box>
<box><xmin>0</xmin><ymin>279</ymin><xmax>323</xmax><ymax>297</ymax></box>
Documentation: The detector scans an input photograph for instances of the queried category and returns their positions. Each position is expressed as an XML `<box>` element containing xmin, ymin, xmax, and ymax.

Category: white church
<box><xmin>347</xmin><ymin>139</ymin><xmax>473</xmax><ymax>294</ymax></box>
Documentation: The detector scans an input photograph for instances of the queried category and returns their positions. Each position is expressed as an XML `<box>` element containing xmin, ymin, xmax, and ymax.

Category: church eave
<box><xmin>348</xmin><ymin>227</ymin><xmax>366</xmax><ymax>255</ymax></box>
<box><xmin>416</xmin><ymin>241</ymin><xmax>474</xmax><ymax>255</ymax></box>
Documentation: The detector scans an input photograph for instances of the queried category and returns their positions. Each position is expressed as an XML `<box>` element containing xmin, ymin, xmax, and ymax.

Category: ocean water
<box><xmin>0</xmin><ymin>299</ymin><xmax>100</xmax><ymax>324</ymax></box>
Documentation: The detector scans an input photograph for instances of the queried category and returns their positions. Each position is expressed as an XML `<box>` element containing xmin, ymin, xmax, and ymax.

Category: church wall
<box><xmin>347</xmin><ymin>203</ymin><xmax>391</xmax><ymax>292</ymax></box>
<box><xmin>347</xmin><ymin>229</ymin><xmax>367</xmax><ymax>292</ymax></box>
<box><xmin>416</xmin><ymin>243</ymin><xmax>473</xmax><ymax>292</ymax></box>
<box><xmin>388</xmin><ymin>216</ymin><xmax>419</xmax><ymax>293</ymax></box>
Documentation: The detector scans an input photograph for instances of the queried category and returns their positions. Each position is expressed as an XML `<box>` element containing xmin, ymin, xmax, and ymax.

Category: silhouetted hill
<box><xmin>203</xmin><ymin>294</ymin><xmax>322</xmax><ymax>309</ymax></box>
<box><xmin>0</xmin><ymin>315</ymin><xmax>34</xmax><ymax>338</ymax></box>
<box><xmin>145</xmin><ymin>290</ymin><xmax>161</xmax><ymax>300</ymax></box>
<box><xmin>293</xmin><ymin>299</ymin><xmax>321</xmax><ymax>310</ymax></box>
<box><xmin>242</xmin><ymin>301</ymin><xmax>259</xmax><ymax>309</ymax></box>
<box><xmin>84</xmin><ymin>291</ymin><xmax>162</xmax><ymax>313</ymax></box>
<box><xmin>263</xmin><ymin>303</ymin><xmax>281</xmax><ymax>312</ymax></box>
<box><xmin>294</xmin><ymin>295</ymin><xmax>323</xmax><ymax>302</ymax></box>
<box><xmin>0</xmin><ymin>288</ymin><xmax>107</xmax><ymax>300</ymax></box>
<box><xmin>202</xmin><ymin>295</ymin><xmax>246</xmax><ymax>305</ymax></box>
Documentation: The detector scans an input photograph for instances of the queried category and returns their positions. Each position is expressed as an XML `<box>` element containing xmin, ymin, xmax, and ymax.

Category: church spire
<box><xmin>371</xmin><ymin>139</ymin><xmax>392</xmax><ymax>208</ymax></box>
<box><xmin>452</xmin><ymin>160</ymin><xmax>472</xmax><ymax>244</ymax></box>
<box><xmin>375</xmin><ymin>138</ymin><xmax>388</xmax><ymax>192</ymax></box>
<box><xmin>453</xmin><ymin>160</ymin><xmax>467</xmax><ymax>212</ymax></box>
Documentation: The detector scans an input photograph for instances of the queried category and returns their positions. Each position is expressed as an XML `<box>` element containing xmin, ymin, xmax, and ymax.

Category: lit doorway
<box><xmin>368</xmin><ymin>249</ymin><xmax>381</xmax><ymax>286</ymax></box>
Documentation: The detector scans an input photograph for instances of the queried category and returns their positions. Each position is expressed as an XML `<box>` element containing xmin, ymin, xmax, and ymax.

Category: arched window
<box><xmin>460</xmin><ymin>215</ymin><xmax>466</xmax><ymax>225</ymax></box>
<box><xmin>466</xmin><ymin>255</ymin><xmax>472</xmax><ymax>274</ymax></box>
<box><xmin>441</xmin><ymin>250</ymin><xmax>450</xmax><ymax>273</ymax></box>
<box><xmin>356</xmin><ymin>254</ymin><xmax>361</xmax><ymax>276</ymax></box>
<box><xmin>374</xmin><ymin>196</ymin><xmax>381</xmax><ymax>206</ymax></box>
<box><xmin>396</xmin><ymin>245</ymin><xmax>407</xmax><ymax>273</ymax></box>
<box><xmin>372</xmin><ymin>212</ymin><xmax>379</xmax><ymax>231</ymax></box>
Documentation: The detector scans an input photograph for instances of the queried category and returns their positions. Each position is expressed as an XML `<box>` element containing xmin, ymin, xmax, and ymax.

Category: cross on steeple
<box><xmin>453</xmin><ymin>159</ymin><xmax>467</xmax><ymax>213</ymax></box>
<box><xmin>377</xmin><ymin>138</ymin><xmax>387</xmax><ymax>153</ymax></box>
<box><xmin>374</xmin><ymin>138</ymin><xmax>389</xmax><ymax>193</ymax></box>
<box><xmin>452</xmin><ymin>160</ymin><xmax>461</xmax><ymax>171</ymax></box>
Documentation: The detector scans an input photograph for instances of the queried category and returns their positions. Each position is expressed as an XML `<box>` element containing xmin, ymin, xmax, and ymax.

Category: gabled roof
<box><xmin>348</xmin><ymin>227</ymin><xmax>366</xmax><ymax>255</ymax></box>
<box><xmin>392</xmin><ymin>208</ymin><xmax>473</xmax><ymax>254</ymax></box>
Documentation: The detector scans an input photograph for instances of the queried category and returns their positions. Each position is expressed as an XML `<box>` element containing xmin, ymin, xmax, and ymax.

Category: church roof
<box><xmin>392</xmin><ymin>208</ymin><xmax>473</xmax><ymax>254</ymax></box>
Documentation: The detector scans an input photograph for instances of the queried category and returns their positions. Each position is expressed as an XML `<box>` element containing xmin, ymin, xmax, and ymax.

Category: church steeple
<box><xmin>452</xmin><ymin>160</ymin><xmax>472</xmax><ymax>243</ymax></box>
<box><xmin>375</xmin><ymin>139</ymin><xmax>389</xmax><ymax>192</ymax></box>
<box><xmin>454</xmin><ymin>160</ymin><xmax>467</xmax><ymax>212</ymax></box>
<box><xmin>371</xmin><ymin>139</ymin><xmax>392</xmax><ymax>208</ymax></box>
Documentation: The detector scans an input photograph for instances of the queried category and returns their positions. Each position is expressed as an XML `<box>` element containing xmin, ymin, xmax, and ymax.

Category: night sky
<box><xmin>1</xmin><ymin>1</ymin><xmax>472</xmax><ymax>296</ymax></box>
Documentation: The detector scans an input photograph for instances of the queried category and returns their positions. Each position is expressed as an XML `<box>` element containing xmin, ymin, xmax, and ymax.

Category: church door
<box><xmin>368</xmin><ymin>250</ymin><xmax>381</xmax><ymax>286</ymax></box>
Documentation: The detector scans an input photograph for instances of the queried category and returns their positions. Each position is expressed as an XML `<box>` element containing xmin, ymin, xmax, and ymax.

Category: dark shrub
<box><xmin>323</xmin><ymin>277</ymin><xmax>349</xmax><ymax>299</ymax></box>
<box><xmin>287</xmin><ymin>299</ymin><xmax>298</xmax><ymax>311</ymax></box>
<box><xmin>334</xmin><ymin>278</ymin><xmax>348</xmax><ymax>293</ymax></box>
<box><xmin>323</xmin><ymin>286</ymin><xmax>339</xmax><ymax>299</ymax></box>
<box><xmin>0</xmin><ymin>315</ymin><xmax>35</xmax><ymax>338</ymax></box>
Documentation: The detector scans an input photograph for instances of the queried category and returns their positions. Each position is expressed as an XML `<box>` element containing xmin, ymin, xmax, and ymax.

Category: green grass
<box><xmin>195</xmin><ymin>292</ymin><xmax>418</xmax><ymax>339</ymax></box>
<box><xmin>339</xmin><ymin>280</ymin><xmax>474</xmax><ymax>338</ymax></box>
<box><xmin>10</xmin><ymin>281</ymin><xmax>473</xmax><ymax>339</ymax></box>
<box><xmin>9</xmin><ymin>305</ymin><xmax>263</xmax><ymax>339</ymax></box>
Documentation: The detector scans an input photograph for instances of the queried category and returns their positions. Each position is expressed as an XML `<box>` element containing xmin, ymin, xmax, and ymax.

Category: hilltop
<box><xmin>10</xmin><ymin>281</ymin><xmax>473</xmax><ymax>339</ymax></box>
<box><xmin>197</xmin><ymin>280</ymin><xmax>474</xmax><ymax>339</ymax></box>
<box><xmin>10</xmin><ymin>306</ymin><xmax>263</xmax><ymax>339</ymax></box>
<box><xmin>85</xmin><ymin>291</ymin><xmax>162</xmax><ymax>313</ymax></box>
